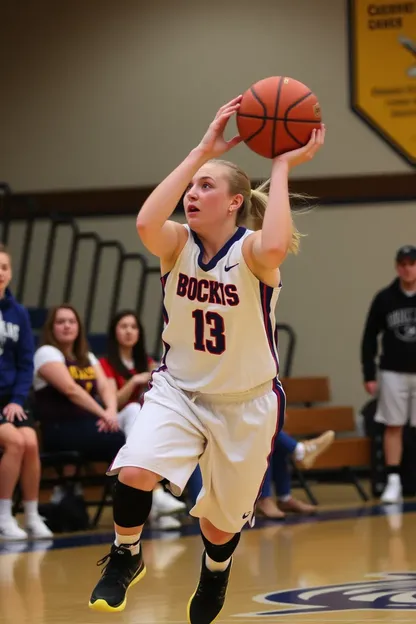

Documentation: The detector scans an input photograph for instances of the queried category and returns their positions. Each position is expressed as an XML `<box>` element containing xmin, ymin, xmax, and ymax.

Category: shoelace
<box><xmin>96</xmin><ymin>548</ymin><xmax>129</xmax><ymax>581</ymax></box>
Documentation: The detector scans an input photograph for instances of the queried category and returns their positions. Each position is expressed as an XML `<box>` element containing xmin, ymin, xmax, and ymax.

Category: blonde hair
<box><xmin>211</xmin><ymin>159</ymin><xmax>312</xmax><ymax>255</ymax></box>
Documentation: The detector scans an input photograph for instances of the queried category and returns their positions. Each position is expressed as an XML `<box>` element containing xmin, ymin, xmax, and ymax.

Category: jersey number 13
<box><xmin>192</xmin><ymin>309</ymin><xmax>226</xmax><ymax>355</ymax></box>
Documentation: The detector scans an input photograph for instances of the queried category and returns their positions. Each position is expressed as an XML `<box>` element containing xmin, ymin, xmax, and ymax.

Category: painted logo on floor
<box><xmin>233</xmin><ymin>572</ymin><xmax>416</xmax><ymax>617</ymax></box>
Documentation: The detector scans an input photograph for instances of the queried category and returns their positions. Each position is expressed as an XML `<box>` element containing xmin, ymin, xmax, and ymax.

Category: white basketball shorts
<box><xmin>374</xmin><ymin>371</ymin><xmax>416</xmax><ymax>427</ymax></box>
<box><xmin>108</xmin><ymin>369</ymin><xmax>285</xmax><ymax>533</ymax></box>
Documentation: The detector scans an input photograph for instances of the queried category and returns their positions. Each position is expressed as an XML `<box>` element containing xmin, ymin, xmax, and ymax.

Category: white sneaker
<box><xmin>0</xmin><ymin>517</ymin><xmax>28</xmax><ymax>541</ymax></box>
<box><xmin>153</xmin><ymin>488</ymin><xmax>186</xmax><ymax>516</ymax></box>
<box><xmin>380</xmin><ymin>477</ymin><xmax>403</xmax><ymax>504</ymax></box>
<box><xmin>298</xmin><ymin>431</ymin><xmax>335</xmax><ymax>470</ymax></box>
<box><xmin>25</xmin><ymin>516</ymin><xmax>54</xmax><ymax>539</ymax></box>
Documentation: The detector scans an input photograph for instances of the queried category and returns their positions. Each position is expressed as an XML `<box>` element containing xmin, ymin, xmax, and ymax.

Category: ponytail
<box><xmin>209</xmin><ymin>158</ymin><xmax>313</xmax><ymax>255</ymax></box>
<box><xmin>237</xmin><ymin>179</ymin><xmax>310</xmax><ymax>255</ymax></box>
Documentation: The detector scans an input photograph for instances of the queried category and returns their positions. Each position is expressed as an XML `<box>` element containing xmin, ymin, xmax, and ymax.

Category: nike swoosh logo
<box><xmin>224</xmin><ymin>263</ymin><xmax>239</xmax><ymax>272</ymax></box>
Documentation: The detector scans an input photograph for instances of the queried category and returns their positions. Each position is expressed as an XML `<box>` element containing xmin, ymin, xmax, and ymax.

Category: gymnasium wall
<box><xmin>0</xmin><ymin>0</ymin><xmax>414</xmax><ymax>193</ymax></box>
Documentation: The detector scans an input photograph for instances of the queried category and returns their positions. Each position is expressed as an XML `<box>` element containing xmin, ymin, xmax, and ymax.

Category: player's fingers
<box><xmin>307</xmin><ymin>128</ymin><xmax>317</xmax><ymax>146</ymax></box>
<box><xmin>220</xmin><ymin>103</ymin><xmax>241</xmax><ymax>118</ymax></box>
<box><xmin>227</xmin><ymin>135</ymin><xmax>243</xmax><ymax>149</ymax></box>
<box><xmin>212</xmin><ymin>108</ymin><xmax>239</xmax><ymax>134</ymax></box>
<box><xmin>218</xmin><ymin>95</ymin><xmax>242</xmax><ymax>114</ymax></box>
<box><xmin>215</xmin><ymin>100</ymin><xmax>241</xmax><ymax>120</ymax></box>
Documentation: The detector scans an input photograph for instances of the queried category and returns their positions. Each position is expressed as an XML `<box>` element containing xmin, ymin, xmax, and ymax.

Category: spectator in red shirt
<box><xmin>100</xmin><ymin>310</ymin><xmax>186</xmax><ymax>527</ymax></box>
<box><xmin>99</xmin><ymin>310</ymin><xmax>155</xmax><ymax>408</ymax></box>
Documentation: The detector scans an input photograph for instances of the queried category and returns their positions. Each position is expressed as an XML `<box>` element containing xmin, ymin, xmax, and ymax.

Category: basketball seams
<box><xmin>284</xmin><ymin>91</ymin><xmax>313</xmax><ymax>116</ymax></box>
<box><xmin>282</xmin><ymin>120</ymin><xmax>304</xmax><ymax>148</ymax></box>
<box><xmin>236</xmin><ymin>87</ymin><xmax>268</xmax><ymax>143</ymax></box>
<box><xmin>238</xmin><ymin>113</ymin><xmax>320</xmax><ymax>123</ymax></box>
<box><xmin>283</xmin><ymin>91</ymin><xmax>316</xmax><ymax>151</ymax></box>
<box><xmin>249</xmin><ymin>87</ymin><xmax>267</xmax><ymax>117</ymax></box>
<box><xmin>271</xmin><ymin>77</ymin><xmax>284</xmax><ymax>158</ymax></box>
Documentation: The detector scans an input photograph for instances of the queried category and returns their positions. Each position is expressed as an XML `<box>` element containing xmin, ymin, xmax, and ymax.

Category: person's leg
<box><xmin>187</xmin><ymin>380</ymin><xmax>285</xmax><ymax>624</ymax></box>
<box><xmin>187</xmin><ymin>517</ymin><xmax>240</xmax><ymax>624</ymax></box>
<box><xmin>117</xmin><ymin>402</ymin><xmax>186</xmax><ymax>514</ymax></box>
<box><xmin>256</xmin><ymin>461</ymin><xmax>285</xmax><ymax>519</ymax></box>
<box><xmin>272</xmin><ymin>440</ymin><xmax>316</xmax><ymax>514</ymax></box>
<box><xmin>0</xmin><ymin>421</ymin><xmax>27</xmax><ymax>539</ymax></box>
<box><xmin>17</xmin><ymin>426</ymin><xmax>53</xmax><ymax>538</ymax></box>
<box><xmin>278</xmin><ymin>429</ymin><xmax>335</xmax><ymax>470</ymax></box>
<box><xmin>89</xmin><ymin>374</ymin><xmax>204</xmax><ymax>613</ymax></box>
<box><xmin>375</xmin><ymin>372</ymin><xmax>408</xmax><ymax>503</ymax></box>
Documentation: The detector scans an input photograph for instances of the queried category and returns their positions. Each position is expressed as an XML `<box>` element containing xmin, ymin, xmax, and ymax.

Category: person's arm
<box><xmin>38</xmin><ymin>361</ymin><xmax>108</xmax><ymax>420</ymax></box>
<box><xmin>361</xmin><ymin>292</ymin><xmax>383</xmax><ymax>390</ymax></box>
<box><xmin>247</xmin><ymin>128</ymin><xmax>325</xmax><ymax>275</ymax></box>
<box><xmin>113</xmin><ymin>375</ymin><xmax>149</xmax><ymax>409</ymax></box>
<box><xmin>136</xmin><ymin>96</ymin><xmax>243</xmax><ymax>261</ymax></box>
<box><xmin>3</xmin><ymin>307</ymin><xmax>34</xmax><ymax>422</ymax></box>
<box><xmin>94</xmin><ymin>360</ymin><xmax>118</xmax><ymax>415</ymax></box>
<box><xmin>11</xmin><ymin>307</ymin><xmax>34</xmax><ymax>406</ymax></box>
<box><xmin>99</xmin><ymin>357</ymin><xmax>149</xmax><ymax>409</ymax></box>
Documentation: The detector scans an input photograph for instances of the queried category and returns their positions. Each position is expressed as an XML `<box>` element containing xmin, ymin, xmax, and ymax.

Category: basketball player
<box><xmin>89</xmin><ymin>95</ymin><xmax>325</xmax><ymax>622</ymax></box>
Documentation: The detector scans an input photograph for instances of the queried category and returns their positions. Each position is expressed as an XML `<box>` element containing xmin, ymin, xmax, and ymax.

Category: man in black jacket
<box><xmin>361</xmin><ymin>245</ymin><xmax>416</xmax><ymax>504</ymax></box>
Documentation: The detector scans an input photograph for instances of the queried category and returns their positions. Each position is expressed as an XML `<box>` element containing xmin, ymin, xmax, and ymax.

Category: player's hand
<box><xmin>274</xmin><ymin>124</ymin><xmax>325</xmax><ymax>169</ymax></box>
<box><xmin>3</xmin><ymin>403</ymin><xmax>28</xmax><ymax>423</ymax></box>
<box><xmin>196</xmin><ymin>96</ymin><xmax>243</xmax><ymax>158</ymax></box>
<box><xmin>364</xmin><ymin>381</ymin><xmax>378</xmax><ymax>396</ymax></box>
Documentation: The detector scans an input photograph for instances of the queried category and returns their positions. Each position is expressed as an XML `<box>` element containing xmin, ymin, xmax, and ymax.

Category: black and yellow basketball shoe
<box><xmin>89</xmin><ymin>543</ymin><xmax>146</xmax><ymax>612</ymax></box>
<box><xmin>187</xmin><ymin>553</ymin><xmax>232</xmax><ymax>624</ymax></box>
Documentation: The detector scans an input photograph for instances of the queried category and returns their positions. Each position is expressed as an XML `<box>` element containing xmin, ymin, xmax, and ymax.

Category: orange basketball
<box><xmin>236</xmin><ymin>76</ymin><xmax>322</xmax><ymax>159</ymax></box>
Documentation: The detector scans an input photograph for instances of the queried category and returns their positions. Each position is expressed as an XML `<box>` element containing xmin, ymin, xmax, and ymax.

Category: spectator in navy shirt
<box><xmin>0</xmin><ymin>243</ymin><xmax>52</xmax><ymax>540</ymax></box>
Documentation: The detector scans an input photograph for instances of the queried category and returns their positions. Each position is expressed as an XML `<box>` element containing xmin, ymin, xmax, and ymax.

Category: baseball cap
<box><xmin>396</xmin><ymin>245</ymin><xmax>416</xmax><ymax>262</ymax></box>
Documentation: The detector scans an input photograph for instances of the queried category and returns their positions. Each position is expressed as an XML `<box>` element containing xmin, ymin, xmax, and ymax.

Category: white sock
<box><xmin>205</xmin><ymin>553</ymin><xmax>231</xmax><ymax>572</ymax></box>
<box><xmin>115</xmin><ymin>531</ymin><xmax>142</xmax><ymax>555</ymax></box>
<box><xmin>0</xmin><ymin>499</ymin><xmax>13</xmax><ymax>520</ymax></box>
<box><xmin>279</xmin><ymin>494</ymin><xmax>291</xmax><ymax>503</ymax></box>
<box><xmin>24</xmin><ymin>500</ymin><xmax>39</xmax><ymax>521</ymax></box>
<box><xmin>294</xmin><ymin>442</ymin><xmax>305</xmax><ymax>461</ymax></box>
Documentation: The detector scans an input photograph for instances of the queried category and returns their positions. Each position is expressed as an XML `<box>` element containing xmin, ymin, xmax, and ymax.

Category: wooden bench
<box><xmin>280</xmin><ymin>376</ymin><xmax>330</xmax><ymax>406</ymax></box>
<box><xmin>279</xmin><ymin>377</ymin><xmax>371</xmax><ymax>503</ymax></box>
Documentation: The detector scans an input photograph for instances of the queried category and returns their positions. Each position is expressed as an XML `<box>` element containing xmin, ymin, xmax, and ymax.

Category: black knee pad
<box><xmin>201</xmin><ymin>532</ymin><xmax>241</xmax><ymax>562</ymax></box>
<box><xmin>113</xmin><ymin>480</ymin><xmax>153</xmax><ymax>528</ymax></box>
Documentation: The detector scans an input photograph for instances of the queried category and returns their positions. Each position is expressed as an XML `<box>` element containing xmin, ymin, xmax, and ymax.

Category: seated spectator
<box><xmin>33</xmin><ymin>305</ymin><xmax>138</xmax><ymax>467</ymax></box>
<box><xmin>99</xmin><ymin>310</ymin><xmax>155</xmax><ymax>410</ymax></box>
<box><xmin>100</xmin><ymin>310</ymin><xmax>186</xmax><ymax>528</ymax></box>
<box><xmin>257</xmin><ymin>430</ymin><xmax>335</xmax><ymax>518</ymax></box>
<box><xmin>0</xmin><ymin>244</ymin><xmax>52</xmax><ymax>540</ymax></box>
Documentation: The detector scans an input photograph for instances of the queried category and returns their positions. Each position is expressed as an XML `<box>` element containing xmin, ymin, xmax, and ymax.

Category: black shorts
<box><xmin>0</xmin><ymin>395</ymin><xmax>36</xmax><ymax>429</ymax></box>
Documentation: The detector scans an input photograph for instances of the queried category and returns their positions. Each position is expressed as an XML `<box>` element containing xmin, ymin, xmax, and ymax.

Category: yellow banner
<box><xmin>349</xmin><ymin>0</ymin><xmax>416</xmax><ymax>165</ymax></box>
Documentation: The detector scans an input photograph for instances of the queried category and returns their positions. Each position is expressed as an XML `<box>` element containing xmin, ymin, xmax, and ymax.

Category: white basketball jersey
<box><xmin>160</xmin><ymin>225</ymin><xmax>281</xmax><ymax>394</ymax></box>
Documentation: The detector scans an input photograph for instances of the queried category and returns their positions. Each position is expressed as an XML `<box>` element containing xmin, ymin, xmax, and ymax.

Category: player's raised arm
<box><xmin>250</xmin><ymin>125</ymin><xmax>325</xmax><ymax>271</ymax></box>
<box><xmin>136</xmin><ymin>96</ymin><xmax>243</xmax><ymax>261</ymax></box>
